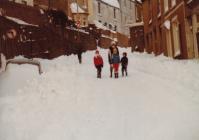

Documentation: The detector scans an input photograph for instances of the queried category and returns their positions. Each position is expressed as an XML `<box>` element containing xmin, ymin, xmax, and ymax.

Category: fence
<box><xmin>0</xmin><ymin>1</ymin><xmax>131</xmax><ymax>69</ymax></box>
<box><xmin>0</xmin><ymin>16</ymin><xmax>97</xmax><ymax>64</ymax></box>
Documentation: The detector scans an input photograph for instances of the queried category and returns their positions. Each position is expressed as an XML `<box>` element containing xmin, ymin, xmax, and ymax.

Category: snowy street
<box><xmin>0</xmin><ymin>48</ymin><xmax>199</xmax><ymax>140</ymax></box>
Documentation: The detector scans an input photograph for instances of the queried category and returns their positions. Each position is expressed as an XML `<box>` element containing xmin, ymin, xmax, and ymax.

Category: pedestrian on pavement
<box><xmin>108</xmin><ymin>41</ymin><xmax>119</xmax><ymax>77</ymax></box>
<box><xmin>77</xmin><ymin>49</ymin><xmax>82</xmax><ymax>64</ymax></box>
<box><xmin>76</xmin><ymin>44</ymin><xmax>83</xmax><ymax>64</ymax></box>
<box><xmin>94</xmin><ymin>50</ymin><xmax>104</xmax><ymax>78</ymax></box>
<box><xmin>121</xmin><ymin>52</ymin><xmax>128</xmax><ymax>76</ymax></box>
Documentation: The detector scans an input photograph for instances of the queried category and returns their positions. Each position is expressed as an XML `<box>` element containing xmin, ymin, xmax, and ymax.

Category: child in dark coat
<box><xmin>121</xmin><ymin>52</ymin><xmax>128</xmax><ymax>76</ymax></box>
<box><xmin>94</xmin><ymin>50</ymin><xmax>104</xmax><ymax>78</ymax></box>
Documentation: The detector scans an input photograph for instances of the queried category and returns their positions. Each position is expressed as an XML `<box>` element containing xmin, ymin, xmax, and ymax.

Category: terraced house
<box><xmin>88</xmin><ymin>0</ymin><xmax>121</xmax><ymax>33</ymax></box>
<box><xmin>142</xmin><ymin>0</ymin><xmax>199</xmax><ymax>59</ymax></box>
<box><xmin>88</xmin><ymin>0</ymin><xmax>137</xmax><ymax>35</ymax></box>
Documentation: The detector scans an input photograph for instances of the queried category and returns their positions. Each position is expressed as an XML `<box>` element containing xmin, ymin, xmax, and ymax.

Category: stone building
<box><xmin>7</xmin><ymin>0</ymin><xmax>138</xmax><ymax>36</ymax></box>
<box><xmin>88</xmin><ymin>0</ymin><xmax>121</xmax><ymax>33</ymax></box>
<box><xmin>119</xmin><ymin>0</ymin><xmax>137</xmax><ymax>35</ymax></box>
<box><xmin>88</xmin><ymin>0</ymin><xmax>137</xmax><ymax>36</ymax></box>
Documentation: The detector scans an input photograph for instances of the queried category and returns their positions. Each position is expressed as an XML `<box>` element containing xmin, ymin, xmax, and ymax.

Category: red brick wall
<box><xmin>142</xmin><ymin>0</ymin><xmax>189</xmax><ymax>58</ymax></box>
<box><xmin>0</xmin><ymin>16</ymin><xmax>97</xmax><ymax>60</ymax></box>
<box><xmin>130</xmin><ymin>26</ymin><xmax>145</xmax><ymax>52</ymax></box>
<box><xmin>99</xmin><ymin>37</ymin><xmax>112</xmax><ymax>49</ymax></box>
<box><xmin>117</xmin><ymin>33</ymin><xmax>129</xmax><ymax>48</ymax></box>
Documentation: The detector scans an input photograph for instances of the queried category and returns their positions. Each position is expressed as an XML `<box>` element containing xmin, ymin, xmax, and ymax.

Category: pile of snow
<box><xmin>101</xmin><ymin>0</ymin><xmax>120</xmax><ymax>8</ymax></box>
<box><xmin>5</xmin><ymin>16</ymin><xmax>38</xmax><ymax>27</ymax></box>
<box><xmin>0</xmin><ymin>48</ymin><xmax>199</xmax><ymax>140</ymax></box>
<box><xmin>164</xmin><ymin>20</ymin><xmax>171</xmax><ymax>30</ymax></box>
<box><xmin>70</xmin><ymin>2</ymin><xmax>86</xmax><ymax>13</ymax></box>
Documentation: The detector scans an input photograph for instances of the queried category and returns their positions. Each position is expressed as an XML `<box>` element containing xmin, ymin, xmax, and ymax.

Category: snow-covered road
<box><xmin>0</xmin><ymin>48</ymin><xmax>199</xmax><ymax>140</ymax></box>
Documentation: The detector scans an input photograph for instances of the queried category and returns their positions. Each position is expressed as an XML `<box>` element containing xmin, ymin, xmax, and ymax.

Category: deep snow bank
<box><xmin>0</xmin><ymin>48</ymin><xmax>199</xmax><ymax>140</ymax></box>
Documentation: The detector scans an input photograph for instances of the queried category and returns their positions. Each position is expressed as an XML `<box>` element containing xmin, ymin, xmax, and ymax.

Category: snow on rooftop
<box><xmin>93</xmin><ymin>20</ymin><xmax>116</xmax><ymax>33</ymax></box>
<box><xmin>70</xmin><ymin>2</ymin><xmax>86</xmax><ymax>13</ymax></box>
<box><xmin>101</xmin><ymin>0</ymin><xmax>120</xmax><ymax>8</ymax></box>
<box><xmin>93</xmin><ymin>20</ymin><xmax>108</xmax><ymax>30</ymax></box>
<box><xmin>5</xmin><ymin>16</ymin><xmax>38</xmax><ymax>27</ymax></box>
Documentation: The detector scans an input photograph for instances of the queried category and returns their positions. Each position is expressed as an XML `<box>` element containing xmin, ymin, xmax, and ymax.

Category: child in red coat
<box><xmin>93</xmin><ymin>50</ymin><xmax>104</xmax><ymax>78</ymax></box>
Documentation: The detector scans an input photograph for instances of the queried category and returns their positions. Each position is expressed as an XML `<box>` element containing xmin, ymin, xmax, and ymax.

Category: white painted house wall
<box><xmin>89</xmin><ymin>0</ymin><xmax>121</xmax><ymax>33</ymax></box>
<box><xmin>88</xmin><ymin>0</ymin><xmax>136</xmax><ymax>36</ymax></box>
<box><xmin>119</xmin><ymin>0</ymin><xmax>136</xmax><ymax>36</ymax></box>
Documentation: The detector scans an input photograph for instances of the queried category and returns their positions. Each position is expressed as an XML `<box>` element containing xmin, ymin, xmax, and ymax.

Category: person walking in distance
<box><xmin>93</xmin><ymin>50</ymin><xmax>104</xmax><ymax>78</ymax></box>
<box><xmin>121</xmin><ymin>52</ymin><xmax>128</xmax><ymax>76</ymax></box>
<box><xmin>108</xmin><ymin>41</ymin><xmax>119</xmax><ymax>77</ymax></box>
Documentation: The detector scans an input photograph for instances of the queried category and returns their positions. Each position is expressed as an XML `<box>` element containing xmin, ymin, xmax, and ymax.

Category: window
<box><xmin>197</xmin><ymin>15</ymin><xmax>199</xmax><ymax>22</ymax></box>
<box><xmin>114</xmin><ymin>25</ymin><xmax>117</xmax><ymax>31</ymax></box>
<box><xmin>146</xmin><ymin>34</ymin><xmax>149</xmax><ymax>48</ymax></box>
<box><xmin>149</xmin><ymin>33</ymin><xmax>152</xmax><ymax>51</ymax></box>
<box><xmin>165</xmin><ymin>27</ymin><xmax>173</xmax><ymax>57</ymax></box>
<box><xmin>104</xmin><ymin>22</ymin><xmax>107</xmax><ymax>26</ymax></box>
<box><xmin>172</xmin><ymin>17</ymin><xmax>181</xmax><ymax>57</ymax></box>
<box><xmin>83</xmin><ymin>21</ymin><xmax>86</xmax><ymax>26</ymax></box>
<box><xmin>164</xmin><ymin>0</ymin><xmax>169</xmax><ymax>13</ymax></box>
<box><xmin>135</xmin><ymin>4</ymin><xmax>141</xmax><ymax>21</ymax></box>
<box><xmin>171</xmin><ymin>0</ymin><xmax>176</xmax><ymax>7</ymax></box>
<box><xmin>157</xmin><ymin>0</ymin><xmax>161</xmax><ymax>17</ymax></box>
<box><xmin>113</xmin><ymin>8</ymin><xmax>116</xmax><ymax>18</ymax></box>
<box><xmin>98</xmin><ymin>2</ymin><xmax>101</xmax><ymax>14</ymax></box>
<box><xmin>148</xmin><ymin>0</ymin><xmax>152</xmax><ymax>20</ymax></box>
<box><xmin>135</xmin><ymin>5</ymin><xmax>138</xmax><ymax>21</ymax></box>
<box><xmin>109</xmin><ymin>24</ymin><xmax>112</xmax><ymax>30</ymax></box>
<box><xmin>82</xmin><ymin>0</ymin><xmax>87</xmax><ymax>9</ymax></box>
